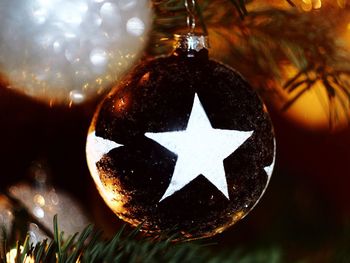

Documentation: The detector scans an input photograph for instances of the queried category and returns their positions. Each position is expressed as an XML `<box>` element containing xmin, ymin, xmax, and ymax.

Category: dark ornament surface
<box><xmin>87</xmin><ymin>49</ymin><xmax>275</xmax><ymax>240</ymax></box>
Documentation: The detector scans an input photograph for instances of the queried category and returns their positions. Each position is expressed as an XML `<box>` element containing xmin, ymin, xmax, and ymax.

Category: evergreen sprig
<box><xmin>149</xmin><ymin>0</ymin><xmax>350</xmax><ymax>128</ymax></box>
<box><xmin>1</xmin><ymin>216</ymin><xmax>285</xmax><ymax>263</ymax></box>
<box><xmin>1</xmin><ymin>215</ymin><xmax>350</xmax><ymax>262</ymax></box>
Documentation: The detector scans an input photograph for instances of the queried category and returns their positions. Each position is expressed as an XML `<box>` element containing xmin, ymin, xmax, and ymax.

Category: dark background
<box><xmin>0</xmin><ymin>84</ymin><xmax>349</xmax><ymax>261</ymax></box>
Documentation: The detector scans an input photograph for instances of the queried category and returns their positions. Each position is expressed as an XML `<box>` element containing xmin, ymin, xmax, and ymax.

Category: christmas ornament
<box><xmin>0</xmin><ymin>162</ymin><xmax>89</xmax><ymax>244</ymax></box>
<box><xmin>0</xmin><ymin>0</ymin><xmax>152</xmax><ymax>104</ymax></box>
<box><xmin>86</xmin><ymin>33</ymin><xmax>276</xmax><ymax>240</ymax></box>
<box><xmin>8</xmin><ymin>183</ymin><xmax>89</xmax><ymax>243</ymax></box>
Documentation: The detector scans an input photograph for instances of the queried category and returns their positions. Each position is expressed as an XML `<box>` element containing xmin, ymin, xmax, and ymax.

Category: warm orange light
<box><xmin>337</xmin><ymin>0</ymin><xmax>347</xmax><ymax>8</ymax></box>
<box><xmin>300</xmin><ymin>0</ymin><xmax>322</xmax><ymax>11</ymax></box>
<box><xmin>273</xmin><ymin>65</ymin><xmax>349</xmax><ymax>131</ymax></box>
<box><xmin>114</xmin><ymin>93</ymin><xmax>131</xmax><ymax>112</ymax></box>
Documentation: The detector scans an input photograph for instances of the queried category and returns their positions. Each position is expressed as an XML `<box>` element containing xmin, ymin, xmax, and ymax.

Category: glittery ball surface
<box><xmin>86</xmin><ymin>49</ymin><xmax>275</xmax><ymax>240</ymax></box>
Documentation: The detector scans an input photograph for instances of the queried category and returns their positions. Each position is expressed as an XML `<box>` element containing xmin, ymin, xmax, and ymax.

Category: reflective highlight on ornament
<box><xmin>0</xmin><ymin>0</ymin><xmax>152</xmax><ymax>104</ymax></box>
<box><xmin>249</xmin><ymin>139</ymin><xmax>276</xmax><ymax>213</ymax></box>
<box><xmin>85</xmin><ymin>47</ymin><xmax>276</xmax><ymax>240</ymax></box>
<box><xmin>86</xmin><ymin>131</ymin><xmax>124</xmax><ymax>208</ymax></box>
<box><xmin>264</xmin><ymin>140</ymin><xmax>275</xmax><ymax>182</ymax></box>
<box><xmin>127</xmin><ymin>17</ymin><xmax>145</xmax><ymax>36</ymax></box>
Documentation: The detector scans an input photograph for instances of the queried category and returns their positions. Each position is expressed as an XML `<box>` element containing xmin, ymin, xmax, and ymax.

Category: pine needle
<box><xmin>0</xmin><ymin>216</ymin><xmax>287</xmax><ymax>263</ymax></box>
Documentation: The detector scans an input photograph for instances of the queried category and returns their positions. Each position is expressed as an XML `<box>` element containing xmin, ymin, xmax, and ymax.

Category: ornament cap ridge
<box><xmin>174</xmin><ymin>33</ymin><xmax>209</xmax><ymax>54</ymax></box>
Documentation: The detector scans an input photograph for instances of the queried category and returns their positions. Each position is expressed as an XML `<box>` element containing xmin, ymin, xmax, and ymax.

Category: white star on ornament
<box><xmin>145</xmin><ymin>94</ymin><xmax>254</xmax><ymax>202</ymax></box>
<box><xmin>86</xmin><ymin>131</ymin><xmax>123</xmax><ymax>193</ymax></box>
<box><xmin>86</xmin><ymin>131</ymin><xmax>123</xmax><ymax>166</ymax></box>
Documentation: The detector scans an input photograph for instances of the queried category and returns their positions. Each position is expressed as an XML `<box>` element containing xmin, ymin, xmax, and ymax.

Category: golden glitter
<box><xmin>139</xmin><ymin>72</ymin><xmax>150</xmax><ymax>85</ymax></box>
<box><xmin>114</xmin><ymin>96</ymin><xmax>129</xmax><ymax>111</ymax></box>
<box><xmin>95</xmin><ymin>78</ymin><xmax>103</xmax><ymax>85</ymax></box>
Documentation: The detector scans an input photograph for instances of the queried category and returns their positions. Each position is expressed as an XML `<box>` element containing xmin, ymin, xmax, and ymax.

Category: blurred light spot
<box><xmin>34</xmin><ymin>194</ymin><xmax>46</xmax><ymax>206</ymax></box>
<box><xmin>31</xmin><ymin>8</ymin><xmax>48</xmax><ymax>24</ymax></box>
<box><xmin>115</xmin><ymin>97</ymin><xmax>128</xmax><ymax>110</ymax></box>
<box><xmin>28</xmin><ymin>231</ymin><xmax>38</xmax><ymax>245</ymax></box>
<box><xmin>301</xmin><ymin>0</ymin><xmax>312</xmax><ymax>11</ymax></box>
<box><xmin>64</xmin><ymin>32</ymin><xmax>77</xmax><ymax>39</ymax></box>
<box><xmin>337</xmin><ymin>0</ymin><xmax>346</xmax><ymax>8</ymax></box>
<box><xmin>49</xmin><ymin>191</ymin><xmax>59</xmax><ymax>205</ymax></box>
<box><xmin>127</xmin><ymin>17</ymin><xmax>145</xmax><ymax>36</ymax></box>
<box><xmin>55</xmin><ymin>2</ymin><xmax>86</xmax><ymax>26</ymax></box>
<box><xmin>34</xmin><ymin>168</ymin><xmax>47</xmax><ymax>184</ymax></box>
<box><xmin>100</xmin><ymin>2</ymin><xmax>120</xmax><ymax>25</ymax></box>
<box><xmin>62</xmin><ymin>12</ymin><xmax>83</xmax><ymax>25</ymax></box>
<box><xmin>65</xmin><ymin>45</ymin><xmax>80</xmax><ymax>63</ymax></box>
<box><xmin>90</xmin><ymin>48</ymin><xmax>108</xmax><ymax>66</ymax></box>
<box><xmin>119</xmin><ymin>0</ymin><xmax>137</xmax><ymax>10</ymax></box>
<box><xmin>93</xmin><ymin>14</ymin><xmax>102</xmax><ymax>26</ymax></box>
<box><xmin>313</xmin><ymin>0</ymin><xmax>322</xmax><ymax>9</ymax></box>
<box><xmin>36</xmin><ymin>34</ymin><xmax>53</xmax><ymax>49</ymax></box>
<box><xmin>53</xmin><ymin>41</ymin><xmax>62</xmax><ymax>53</ymax></box>
<box><xmin>78</xmin><ymin>2</ymin><xmax>89</xmax><ymax>13</ymax></box>
<box><xmin>36</xmin><ymin>0</ymin><xmax>57</xmax><ymax>8</ymax></box>
<box><xmin>33</xmin><ymin>206</ymin><xmax>45</xmax><ymax>218</ymax></box>
<box><xmin>69</xmin><ymin>90</ymin><xmax>85</xmax><ymax>104</ymax></box>
<box><xmin>139</xmin><ymin>72</ymin><xmax>150</xmax><ymax>85</ymax></box>
<box><xmin>301</xmin><ymin>0</ymin><xmax>322</xmax><ymax>11</ymax></box>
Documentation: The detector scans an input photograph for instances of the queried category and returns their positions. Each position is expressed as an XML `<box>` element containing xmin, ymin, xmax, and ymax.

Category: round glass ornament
<box><xmin>0</xmin><ymin>0</ymin><xmax>152</xmax><ymax>104</ymax></box>
<box><xmin>86</xmin><ymin>34</ymin><xmax>276</xmax><ymax>240</ymax></box>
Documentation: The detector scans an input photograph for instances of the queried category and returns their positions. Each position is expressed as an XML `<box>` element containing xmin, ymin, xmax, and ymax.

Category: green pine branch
<box><xmin>1</xmin><ymin>215</ymin><xmax>284</xmax><ymax>263</ymax></box>
<box><xmin>2</xmin><ymin>215</ymin><xmax>350</xmax><ymax>263</ymax></box>
<box><xmin>149</xmin><ymin>0</ymin><xmax>350</xmax><ymax>129</ymax></box>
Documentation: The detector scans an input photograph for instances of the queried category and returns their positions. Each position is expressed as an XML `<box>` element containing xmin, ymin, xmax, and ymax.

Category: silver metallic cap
<box><xmin>174</xmin><ymin>33</ymin><xmax>209</xmax><ymax>53</ymax></box>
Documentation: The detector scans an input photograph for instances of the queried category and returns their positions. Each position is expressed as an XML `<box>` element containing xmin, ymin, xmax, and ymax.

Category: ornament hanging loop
<box><xmin>185</xmin><ymin>0</ymin><xmax>196</xmax><ymax>33</ymax></box>
<box><xmin>173</xmin><ymin>0</ymin><xmax>209</xmax><ymax>57</ymax></box>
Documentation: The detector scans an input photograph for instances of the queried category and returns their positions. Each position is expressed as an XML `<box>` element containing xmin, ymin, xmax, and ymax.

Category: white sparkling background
<box><xmin>0</xmin><ymin>0</ymin><xmax>152</xmax><ymax>104</ymax></box>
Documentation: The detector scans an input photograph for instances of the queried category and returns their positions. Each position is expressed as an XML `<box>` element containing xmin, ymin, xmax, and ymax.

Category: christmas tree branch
<box><xmin>2</xmin><ymin>215</ymin><xmax>350</xmax><ymax>262</ymax></box>
<box><xmin>150</xmin><ymin>0</ymin><xmax>350</xmax><ymax>127</ymax></box>
<box><xmin>3</xmin><ymin>216</ymin><xmax>286</xmax><ymax>263</ymax></box>
<box><xmin>285</xmin><ymin>0</ymin><xmax>296</xmax><ymax>7</ymax></box>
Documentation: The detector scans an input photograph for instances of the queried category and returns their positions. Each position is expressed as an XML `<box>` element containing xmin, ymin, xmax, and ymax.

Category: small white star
<box><xmin>86</xmin><ymin>131</ymin><xmax>123</xmax><ymax>194</ymax></box>
<box><xmin>86</xmin><ymin>131</ymin><xmax>123</xmax><ymax>166</ymax></box>
<box><xmin>145</xmin><ymin>94</ymin><xmax>254</xmax><ymax>202</ymax></box>
<box><xmin>264</xmin><ymin>141</ymin><xmax>275</xmax><ymax>181</ymax></box>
